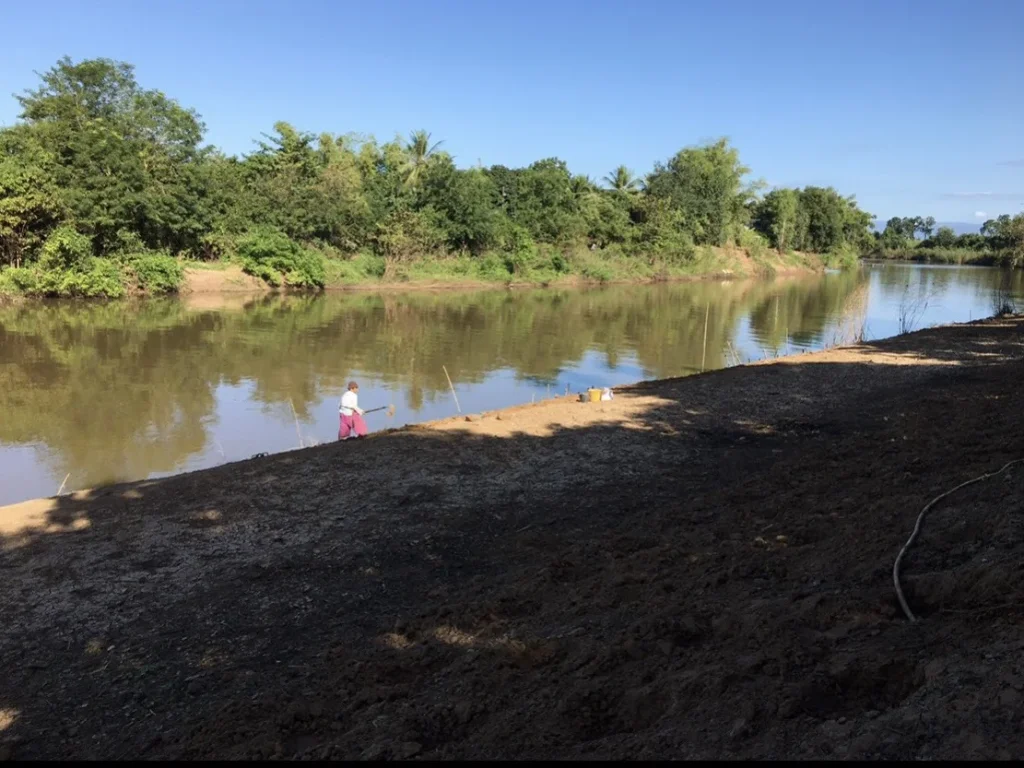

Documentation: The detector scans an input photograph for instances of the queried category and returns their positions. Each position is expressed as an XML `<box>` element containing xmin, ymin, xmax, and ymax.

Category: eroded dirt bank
<box><xmin>2</xmin><ymin>317</ymin><xmax>1023</xmax><ymax>760</ymax></box>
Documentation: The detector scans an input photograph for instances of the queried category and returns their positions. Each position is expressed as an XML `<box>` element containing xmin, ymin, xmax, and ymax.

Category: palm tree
<box><xmin>603</xmin><ymin>165</ymin><xmax>640</xmax><ymax>193</ymax></box>
<box><xmin>571</xmin><ymin>174</ymin><xmax>597</xmax><ymax>200</ymax></box>
<box><xmin>403</xmin><ymin>130</ymin><xmax>443</xmax><ymax>188</ymax></box>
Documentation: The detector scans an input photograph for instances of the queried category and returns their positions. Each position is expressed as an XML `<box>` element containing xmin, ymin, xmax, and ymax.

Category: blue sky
<box><xmin>1</xmin><ymin>0</ymin><xmax>1021</xmax><ymax>224</ymax></box>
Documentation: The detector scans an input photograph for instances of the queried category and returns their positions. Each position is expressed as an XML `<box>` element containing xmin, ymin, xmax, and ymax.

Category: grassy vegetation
<box><xmin>310</xmin><ymin>241</ymin><xmax>821</xmax><ymax>290</ymax></box>
<box><xmin>127</xmin><ymin>254</ymin><xmax>185</xmax><ymax>295</ymax></box>
<box><xmin>0</xmin><ymin>257</ymin><xmax>188</xmax><ymax>298</ymax></box>
<box><xmin>0</xmin><ymin>240</ymin><xmax>827</xmax><ymax>299</ymax></box>
<box><xmin>822</xmin><ymin>244</ymin><xmax>861</xmax><ymax>270</ymax></box>
<box><xmin>870</xmin><ymin>246</ymin><xmax>1014</xmax><ymax>267</ymax></box>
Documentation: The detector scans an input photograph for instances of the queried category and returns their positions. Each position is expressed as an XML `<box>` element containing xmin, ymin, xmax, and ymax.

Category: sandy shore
<box><xmin>2</xmin><ymin>316</ymin><xmax>1023</xmax><ymax>760</ymax></box>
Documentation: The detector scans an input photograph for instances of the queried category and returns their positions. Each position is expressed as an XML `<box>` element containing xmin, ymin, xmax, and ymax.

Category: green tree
<box><xmin>403</xmin><ymin>130</ymin><xmax>444</xmax><ymax>189</ymax></box>
<box><xmin>981</xmin><ymin>214</ymin><xmax>1013</xmax><ymax>249</ymax></box>
<box><xmin>933</xmin><ymin>226</ymin><xmax>957</xmax><ymax>248</ymax></box>
<box><xmin>956</xmin><ymin>232</ymin><xmax>987</xmax><ymax>250</ymax></box>
<box><xmin>506</xmin><ymin>158</ymin><xmax>581</xmax><ymax>243</ymax></box>
<box><xmin>485</xmin><ymin>164</ymin><xmax>520</xmax><ymax>221</ymax></box>
<box><xmin>417</xmin><ymin>159</ymin><xmax>503</xmax><ymax>254</ymax></box>
<box><xmin>603</xmin><ymin>165</ymin><xmax>640</xmax><ymax>193</ymax></box>
<box><xmin>0</xmin><ymin>130</ymin><xmax>64</xmax><ymax>266</ymax></box>
<box><xmin>646</xmin><ymin>138</ymin><xmax>752</xmax><ymax>245</ymax></box>
<box><xmin>14</xmin><ymin>57</ymin><xmax>206</xmax><ymax>254</ymax></box>
<box><xmin>239</xmin><ymin>123</ymin><xmax>372</xmax><ymax>249</ymax></box>
<box><xmin>312</xmin><ymin>134</ymin><xmax>372</xmax><ymax>250</ymax></box>
<box><xmin>753</xmin><ymin>188</ymin><xmax>799</xmax><ymax>253</ymax></box>
<box><xmin>840</xmin><ymin>195</ymin><xmax>874</xmax><ymax>252</ymax></box>
<box><xmin>1002</xmin><ymin>213</ymin><xmax>1024</xmax><ymax>265</ymax></box>
<box><xmin>797</xmin><ymin>187</ymin><xmax>847</xmax><ymax>252</ymax></box>
<box><xmin>243</xmin><ymin>121</ymin><xmax>322</xmax><ymax>239</ymax></box>
<box><xmin>628</xmin><ymin>196</ymin><xmax>691</xmax><ymax>258</ymax></box>
<box><xmin>570</xmin><ymin>174</ymin><xmax>597</xmax><ymax>201</ymax></box>
<box><xmin>373</xmin><ymin>209</ymin><xmax>443</xmax><ymax>277</ymax></box>
<box><xmin>880</xmin><ymin>217</ymin><xmax>907</xmax><ymax>247</ymax></box>
<box><xmin>579</xmin><ymin>188</ymin><xmax>631</xmax><ymax>247</ymax></box>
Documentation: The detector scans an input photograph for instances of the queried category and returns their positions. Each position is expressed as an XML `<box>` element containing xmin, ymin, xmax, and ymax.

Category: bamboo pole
<box><xmin>442</xmin><ymin>365</ymin><xmax>461</xmax><ymax>413</ymax></box>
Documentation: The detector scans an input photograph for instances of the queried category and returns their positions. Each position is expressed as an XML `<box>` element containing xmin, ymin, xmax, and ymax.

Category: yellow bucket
<box><xmin>587</xmin><ymin>388</ymin><xmax>602</xmax><ymax>403</ymax></box>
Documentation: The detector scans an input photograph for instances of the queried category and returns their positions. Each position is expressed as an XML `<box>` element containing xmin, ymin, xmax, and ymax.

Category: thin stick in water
<box><xmin>701</xmin><ymin>303</ymin><xmax>710</xmax><ymax>372</ymax></box>
<box><xmin>442</xmin><ymin>365</ymin><xmax>462</xmax><ymax>413</ymax></box>
<box><xmin>57</xmin><ymin>473</ymin><xmax>70</xmax><ymax>496</ymax></box>
<box><xmin>289</xmin><ymin>399</ymin><xmax>304</xmax><ymax>448</ymax></box>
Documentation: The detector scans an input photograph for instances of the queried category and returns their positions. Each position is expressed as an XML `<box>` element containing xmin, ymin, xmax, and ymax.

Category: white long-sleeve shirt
<box><xmin>339</xmin><ymin>390</ymin><xmax>364</xmax><ymax>416</ymax></box>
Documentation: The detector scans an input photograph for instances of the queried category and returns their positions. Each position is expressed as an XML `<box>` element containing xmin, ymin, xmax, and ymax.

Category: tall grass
<box><xmin>316</xmin><ymin>242</ymin><xmax>811</xmax><ymax>288</ymax></box>
<box><xmin>992</xmin><ymin>271</ymin><xmax>1018</xmax><ymax>317</ymax></box>
<box><xmin>897</xmin><ymin>284</ymin><xmax>936</xmax><ymax>335</ymax></box>
<box><xmin>872</xmin><ymin>246</ymin><xmax>1008</xmax><ymax>266</ymax></box>
<box><xmin>822</xmin><ymin>243</ymin><xmax>860</xmax><ymax>270</ymax></box>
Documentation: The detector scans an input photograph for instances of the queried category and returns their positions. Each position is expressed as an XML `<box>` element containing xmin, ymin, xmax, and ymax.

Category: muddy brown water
<box><xmin>1</xmin><ymin>262</ymin><xmax>1021</xmax><ymax>505</ymax></box>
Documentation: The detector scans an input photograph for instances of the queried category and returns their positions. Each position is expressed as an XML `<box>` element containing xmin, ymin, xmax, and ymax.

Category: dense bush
<box><xmin>2</xmin><ymin>258</ymin><xmax>126</xmax><ymax>298</ymax></box>
<box><xmin>38</xmin><ymin>226</ymin><xmax>92</xmax><ymax>272</ymax></box>
<box><xmin>127</xmin><ymin>253</ymin><xmax>185</xmax><ymax>294</ymax></box>
<box><xmin>237</xmin><ymin>228</ymin><xmax>326</xmax><ymax>288</ymax></box>
<box><xmin>57</xmin><ymin>259</ymin><xmax>127</xmax><ymax>298</ymax></box>
<box><xmin>738</xmin><ymin>228</ymin><xmax>771</xmax><ymax>260</ymax></box>
<box><xmin>499</xmin><ymin>224</ymin><xmax>539</xmax><ymax>276</ymax></box>
<box><xmin>0</xmin><ymin>266</ymin><xmax>40</xmax><ymax>294</ymax></box>
<box><xmin>0</xmin><ymin>226</ymin><xmax>128</xmax><ymax>297</ymax></box>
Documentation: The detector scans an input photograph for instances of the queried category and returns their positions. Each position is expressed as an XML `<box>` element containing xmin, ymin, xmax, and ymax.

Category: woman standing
<box><xmin>338</xmin><ymin>381</ymin><xmax>368</xmax><ymax>440</ymax></box>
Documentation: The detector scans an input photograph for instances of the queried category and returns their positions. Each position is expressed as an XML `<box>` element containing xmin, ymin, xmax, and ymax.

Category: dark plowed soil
<box><xmin>2</xmin><ymin>316</ymin><xmax>1023</xmax><ymax>760</ymax></box>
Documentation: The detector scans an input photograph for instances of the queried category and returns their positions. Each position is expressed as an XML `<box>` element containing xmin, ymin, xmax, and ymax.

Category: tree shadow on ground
<box><xmin>1</xmin><ymin>317</ymin><xmax>1023</xmax><ymax>760</ymax></box>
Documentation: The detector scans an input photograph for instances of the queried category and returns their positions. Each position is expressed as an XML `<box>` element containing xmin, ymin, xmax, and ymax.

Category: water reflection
<box><xmin>1</xmin><ymin>264</ymin><xmax>1021</xmax><ymax>504</ymax></box>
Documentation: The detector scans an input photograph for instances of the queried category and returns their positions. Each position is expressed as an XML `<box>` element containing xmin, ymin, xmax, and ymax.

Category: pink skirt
<box><xmin>338</xmin><ymin>412</ymin><xmax>368</xmax><ymax>439</ymax></box>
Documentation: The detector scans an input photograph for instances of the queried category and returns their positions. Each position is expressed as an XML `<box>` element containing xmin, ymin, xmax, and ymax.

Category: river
<box><xmin>1</xmin><ymin>261</ymin><xmax>1021</xmax><ymax>505</ymax></box>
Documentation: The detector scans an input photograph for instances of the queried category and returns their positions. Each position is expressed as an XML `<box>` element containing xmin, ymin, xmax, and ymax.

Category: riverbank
<box><xmin>3</xmin><ymin>315</ymin><xmax>1023</xmax><ymax>759</ymax></box>
<box><xmin>867</xmin><ymin>248</ymin><xmax>1009</xmax><ymax>267</ymax></box>
<box><xmin>0</xmin><ymin>246</ymin><xmax>834</xmax><ymax>300</ymax></box>
<box><xmin>176</xmin><ymin>245</ymin><xmax>828</xmax><ymax>295</ymax></box>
